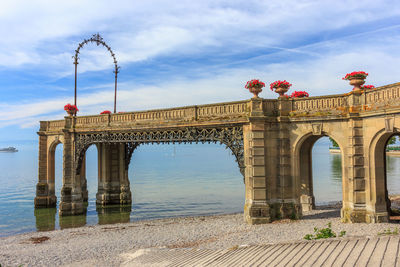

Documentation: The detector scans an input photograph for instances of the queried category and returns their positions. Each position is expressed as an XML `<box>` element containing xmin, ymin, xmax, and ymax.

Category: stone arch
<box><xmin>367</xmin><ymin>127</ymin><xmax>399</xmax><ymax>220</ymax></box>
<box><xmin>47</xmin><ymin>135</ymin><xmax>64</xmax><ymax>200</ymax></box>
<box><xmin>292</xmin><ymin>130</ymin><xmax>345</xmax><ymax>212</ymax></box>
<box><xmin>74</xmin><ymin>127</ymin><xmax>244</xmax><ymax>182</ymax></box>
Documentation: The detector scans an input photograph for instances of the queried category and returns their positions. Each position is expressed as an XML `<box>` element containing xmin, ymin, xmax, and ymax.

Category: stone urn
<box><xmin>348</xmin><ymin>77</ymin><xmax>366</xmax><ymax>92</ymax></box>
<box><xmin>249</xmin><ymin>87</ymin><xmax>263</xmax><ymax>98</ymax></box>
<box><xmin>274</xmin><ymin>86</ymin><xmax>289</xmax><ymax>97</ymax></box>
<box><xmin>66</xmin><ymin>110</ymin><xmax>76</xmax><ymax>117</ymax></box>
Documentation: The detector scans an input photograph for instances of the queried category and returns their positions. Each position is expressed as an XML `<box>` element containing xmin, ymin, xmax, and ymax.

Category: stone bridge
<box><xmin>35</xmin><ymin>82</ymin><xmax>400</xmax><ymax>224</ymax></box>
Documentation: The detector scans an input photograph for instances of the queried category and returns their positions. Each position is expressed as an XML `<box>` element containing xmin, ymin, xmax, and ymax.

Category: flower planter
<box><xmin>275</xmin><ymin>87</ymin><xmax>289</xmax><ymax>97</ymax></box>
<box><xmin>245</xmin><ymin>79</ymin><xmax>265</xmax><ymax>98</ymax></box>
<box><xmin>342</xmin><ymin>71</ymin><xmax>368</xmax><ymax>91</ymax></box>
<box><xmin>348</xmin><ymin>77</ymin><xmax>365</xmax><ymax>91</ymax></box>
<box><xmin>66</xmin><ymin>110</ymin><xmax>76</xmax><ymax>117</ymax></box>
<box><xmin>249</xmin><ymin>87</ymin><xmax>263</xmax><ymax>98</ymax></box>
<box><xmin>291</xmin><ymin>91</ymin><xmax>309</xmax><ymax>98</ymax></box>
<box><xmin>270</xmin><ymin>80</ymin><xmax>292</xmax><ymax>98</ymax></box>
<box><xmin>64</xmin><ymin>104</ymin><xmax>78</xmax><ymax>117</ymax></box>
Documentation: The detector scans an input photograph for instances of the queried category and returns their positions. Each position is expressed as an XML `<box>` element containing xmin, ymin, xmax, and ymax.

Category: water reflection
<box><xmin>34</xmin><ymin>205</ymin><xmax>133</xmax><ymax>231</ymax></box>
<box><xmin>59</xmin><ymin>214</ymin><xmax>87</xmax><ymax>229</ymax></box>
<box><xmin>97</xmin><ymin>205</ymin><xmax>131</xmax><ymax>225</ymax></box>
<box><xmin>9</xmin><ymin>142</ymin><xmax>400</xmax><ymax>237</ymax></box>
<box><xmin>34</xmin><ymin>207</ymin><xmax>56</xmax><ymax>231</ymax></box>
<box><xmin>330</xmin><ymin>154</ymin><xmax>342</xmax><ymax>183</ymax></box>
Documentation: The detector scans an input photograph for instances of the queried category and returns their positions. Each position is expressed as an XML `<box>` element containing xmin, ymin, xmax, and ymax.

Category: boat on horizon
<box><xmin>0</xmin><ymin>147</ymin><xmax>18</xmax><ymax>152</ymax></box>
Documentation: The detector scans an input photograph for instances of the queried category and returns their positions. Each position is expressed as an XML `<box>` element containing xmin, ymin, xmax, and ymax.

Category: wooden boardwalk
<box><xmin>121</xmin><ymin>235</ymin><xmax>400</xmax><ymax>266</ymax></box>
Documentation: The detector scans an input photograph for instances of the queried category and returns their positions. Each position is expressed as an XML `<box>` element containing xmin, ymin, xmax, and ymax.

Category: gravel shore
<box><xmin>1</xmin><ymin>206</ymin><xmax>399</xmax><ymax>266</ymax></box>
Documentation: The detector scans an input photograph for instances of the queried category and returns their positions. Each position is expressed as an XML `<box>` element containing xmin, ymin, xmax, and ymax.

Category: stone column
<box><xmin>244</xmin><ymin>98</ymin><xmax>270</xmax><ymax>224</ymax></box>
<box><xmin>269</xmin><ymin>98</ymin><xmax>301</xmax><ymax>220</ymax></box>
<box><xmin>59</xmin><ymin>117</ymin><xmax>84</xmax><ymax>216</ymax></box>
<box><xmin>120</xmin><ymin>143</ymin><xmax>132</xmax><ymax>205</ymax></box>
<box><xmin>34</xmin><ymin>122</ymin><xmax>57</xmax><ymax>207</ymax></box>
<box><xmin>96</xmin><ymin>143</ymin><xmax>132</xmax><ymax>205</ymax></box>
<box><xmin>341</xmin><ymin>91</ymin><xmax>370</xmax><ymax>222</ymax></box>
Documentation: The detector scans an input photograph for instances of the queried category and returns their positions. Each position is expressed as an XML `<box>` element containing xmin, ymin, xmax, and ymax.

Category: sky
<box><xmin>1</xmin><ymin>0</ymin><xmax>400</xmax><ymax>141</ymax></box>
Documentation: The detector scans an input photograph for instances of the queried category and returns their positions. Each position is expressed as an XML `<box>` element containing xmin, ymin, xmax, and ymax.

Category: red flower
<box><xmin>269</xmin><ymin>80</ymin><xmax>292</xmax><ymax>91</ymax></box>
<box><xmin>361</xmin><ymin>84</ymin><xmax>375</xmax><ymax>90</ymax></box>
<box><xmin>64</xmin><ymin>103</ymin><xmax>79</xmax><ymax>112</ymax></box>
<box><xmin>245</xmin><ymin>79</ymin><xmax>266</xmax><ymax>89</ymax></box>
<box><xmin>342</xmin><ymin>71</ymin><xmax>368</xmax><ymax>80</ymax></box>
<box><xmin>100</xmin><ymin>110</ymin><xmax>111</xmax><ymax>114</ymax></box>
<box><xmin>291</xmin><ymin>91</ymin><xmax>309</xmax><ymax>98</ymax></box>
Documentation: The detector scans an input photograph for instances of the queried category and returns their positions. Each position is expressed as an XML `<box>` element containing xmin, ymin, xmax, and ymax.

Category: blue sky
<box><xmin>2</xmin><ymin>0</ymin><xmax>400</xmax><ymax>141</ymax></box>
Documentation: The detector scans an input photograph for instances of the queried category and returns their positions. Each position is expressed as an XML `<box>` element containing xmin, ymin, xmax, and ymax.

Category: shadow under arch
<box><xmin>368</xmin><ymin>128</ymin><xmax>399</xmax><ymax>219</ymax></box>
<box><xmin>292</xmin><ymin>131</ymin><xmax>344</xmax><ymax>213</ymax></box>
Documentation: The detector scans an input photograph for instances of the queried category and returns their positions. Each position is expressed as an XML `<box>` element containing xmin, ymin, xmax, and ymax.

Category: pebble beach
<box><xmin>1</xmin><ymin>205</ymin><xmax>400</xmax><ymax>266</ymax></box>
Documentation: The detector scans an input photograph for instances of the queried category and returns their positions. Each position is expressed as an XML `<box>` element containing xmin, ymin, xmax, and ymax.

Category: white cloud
<box><xmin>2</xmin><ymin>0</ymin><xmax>400</xmax><ymax>133</ymax></box>
<box><xmin>2</xmin><ymin>0</ymin><xmax>400</xmax><ymax>70</ymax></box>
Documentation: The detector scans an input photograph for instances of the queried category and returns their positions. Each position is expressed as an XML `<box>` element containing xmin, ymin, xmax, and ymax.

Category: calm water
<box><xmin>1</xmin><ymin>138</ymin><xmax>400</xmax><ymax>237</ymax></box>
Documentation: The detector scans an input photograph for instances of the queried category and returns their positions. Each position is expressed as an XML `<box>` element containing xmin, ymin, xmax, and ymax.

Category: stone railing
<box><xmin>197</xmin><ymin>101</ymin><xmax>248</xmax><ymax>120</ymax></box>
<box><xmin>43</xmin><ymin>120</ymin><xmax>65</xmax><ymax>132</ymax></box>
<box><xmin>125</xmin><ymin>106</ymin><xmax>195</xmax><ymax>122</ymax></box>
<box><xmin>43</xmin><ymin>82</ymin><xmax>400</xmax><ymax>132</ymax></box>
<box><xmin>364</xmin><ymin>82</ymin><xmax>400</xmax><ymax>109</ymax></box>
<box><xmin>262</xmin><ymin>100</ymin><xmax>278</xmax><ymax>115</ymax></box>
<box><xmin>292</xmin><ymin>94</ymin><xmax>348</xmax><ymax>112</ymax></box>
<box><xmin>289</xmin><ymin>82</ymin><xmax>400</xmax><ymax>117</ymax></box>
<box><xmin>75</xmin><ymin>115</ymin><xmax>109</xmax><ymax>128</ymax></box>
<box><xmin>46</xmin><ymin>100</ymin><xmax>250</xmax><ymax>131</ymax></box>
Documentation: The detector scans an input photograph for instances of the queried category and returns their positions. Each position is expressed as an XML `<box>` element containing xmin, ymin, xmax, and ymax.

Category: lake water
<box><xmin>1</xmin><ymin>138</ymin><xmax>400</xmax><ymax>237</ymax></box>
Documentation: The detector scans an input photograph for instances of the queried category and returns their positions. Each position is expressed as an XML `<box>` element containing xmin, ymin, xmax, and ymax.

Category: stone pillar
<box><xmin>59</xmin><ymin>117</ymin><xmax>84</xmax><ymax>216</ymax></box>
<box><xmin>96</xmin><ymin>143</ymin><xmax>132</xmax><ymax>206</ymax></box>
<box><xmin>244</xmin><ymin>98</ymin><xmax>270</xmax><ymax>224</ymax></box>
<box><xmin>34</xmin><ymin>122</ymin><xmax>57</xmax><ymax>208</ymax></box>
<box><xmin>341</xmin><ymin>117</ymin><xmax>365</xmax><ymax>222</ymax></box>
<box><xmin>269</xmin><ymin>98</ymin><xmax>301</xmax><ymax>220</ymax></box>
<box><xmin>120</xmin><ymin>143</ymin><xmax>132</xmax><ymax>204</ymax></box>
<box><xmin>341</xmin><ymin>92</ymin><xmax>371</xmax><ymax>222</ymax></box>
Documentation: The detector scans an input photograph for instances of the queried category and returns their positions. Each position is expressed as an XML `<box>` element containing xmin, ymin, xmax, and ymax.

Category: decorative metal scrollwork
<box><xmin>75</xmin><ymin>126</ymin><xmax>244</xmax><ymax>181</ymax></box>
<box><xmin>125</xmin><ymin>142</ymin><xmax>139</xmax><ymax>170</ymax></box>
<box><xmin>73</xmin><ymin>33</ymin><xmax>119</xmax><ymax>113</ymax></box>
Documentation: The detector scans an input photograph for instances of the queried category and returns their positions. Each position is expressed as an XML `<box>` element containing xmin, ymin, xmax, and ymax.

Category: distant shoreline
<box><xmin>329</xmin><ymin>148</ymin><xmax>400</xmax><ymax>156</ymax></box>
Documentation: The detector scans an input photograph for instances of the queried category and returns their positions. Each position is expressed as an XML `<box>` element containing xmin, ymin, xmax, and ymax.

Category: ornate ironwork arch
<box><xmin>74</xmin><ymin>126</ymin><xmax>245</xmax><ymax>182</ymax></box>
<box><xmin>73</xmin><ymin>33</ymin><xmax>120</xmax><ymax>113</ymax></box>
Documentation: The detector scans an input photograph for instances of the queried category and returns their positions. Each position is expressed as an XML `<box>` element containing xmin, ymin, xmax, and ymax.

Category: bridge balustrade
<box><xmin>45</xmin><ymin>120</ymin><xmax>65</xmax><ymax>132</ymax></box>
<box><xmin>364</xmin><ymin>82</ymin><xmax>400</xmax><ymax>110</ymax></box>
